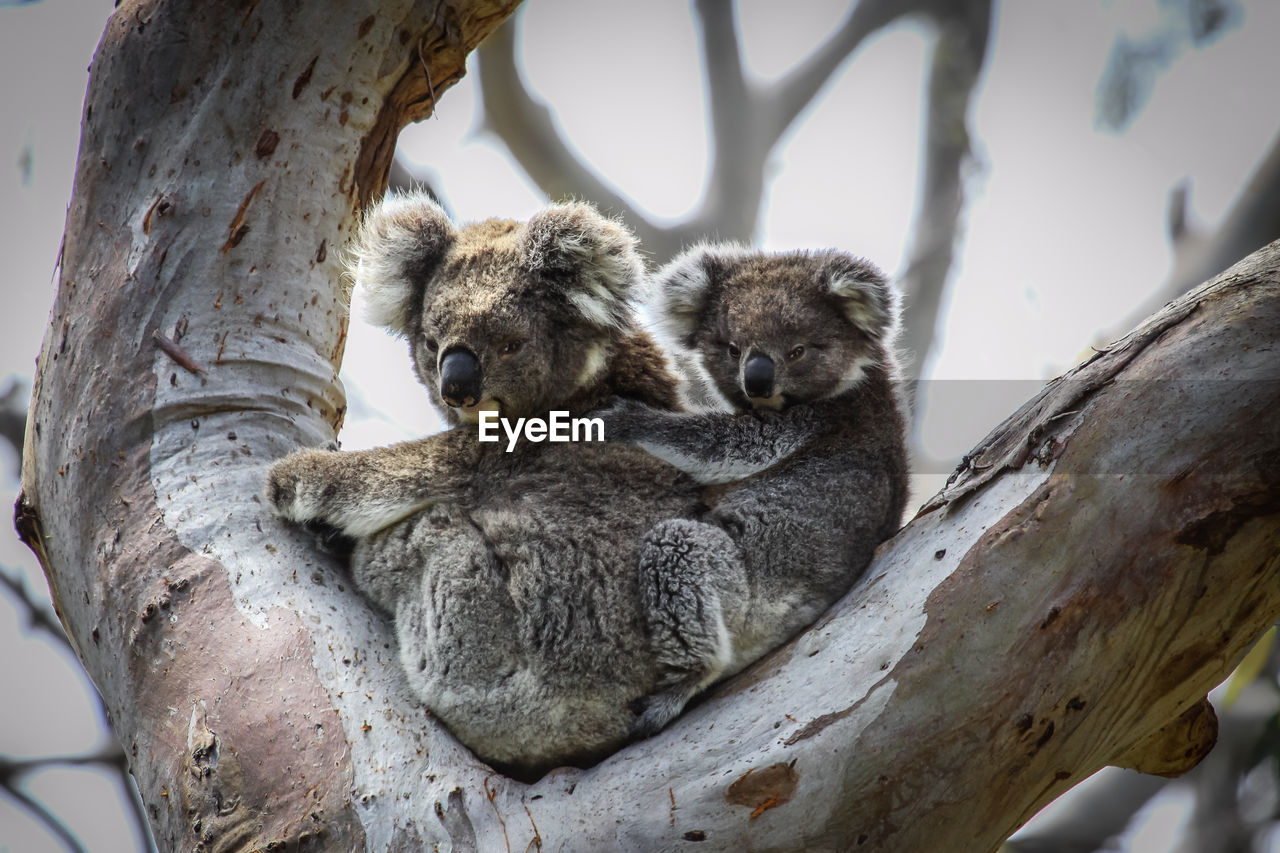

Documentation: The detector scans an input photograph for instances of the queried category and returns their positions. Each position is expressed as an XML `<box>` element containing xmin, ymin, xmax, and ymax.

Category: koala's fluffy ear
<box><xmin>820</xmin><ymin>251</ymin><xmax>894</xmax><ymax>340</ymax></box>
<box><xmin>652</xmin><ymin>243</ymin><xmax>750</xmax><ymax>349</ymax></box>
<box><xmin>520</xmin><ymin>202</ymin><xmax>642</xmax><ymax>334</ymax></box>
<box><xmin>349</xmin><ymin>192</ymin><xmax>456</xmax><ymax>336</ymax></box>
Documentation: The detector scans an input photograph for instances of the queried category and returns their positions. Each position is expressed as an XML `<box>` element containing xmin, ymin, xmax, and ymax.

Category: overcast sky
<box><xmin>1</xmin><ymin>1</ymin><xmax>1278</xmax><ymax>850</ymax></box>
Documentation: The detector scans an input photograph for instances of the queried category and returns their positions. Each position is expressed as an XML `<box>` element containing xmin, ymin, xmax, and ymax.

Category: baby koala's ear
<box><xmin>651</xmin><ymin>243</ymin><xmax>749</xmax><ymax>349</ymax></box>
<box><xmin>819</xmin><ymin>251</ymin><xmax>893</xmax><ymax>340</ymax></box>
<box><xmin>350</xmin><ymin>192</ymin><xmax>456</xmax><ymax>336</ymax></box>
<box><xmin>521</xmin><ymin>202</ymin><xmax>643</xmax><ymax>333</ymax></box>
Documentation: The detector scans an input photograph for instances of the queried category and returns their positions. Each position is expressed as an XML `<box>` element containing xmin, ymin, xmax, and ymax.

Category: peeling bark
<box><xmin>17</xmin><ymin>1</ymin><xmax>1280</xmax><ymax>850</ymax></box>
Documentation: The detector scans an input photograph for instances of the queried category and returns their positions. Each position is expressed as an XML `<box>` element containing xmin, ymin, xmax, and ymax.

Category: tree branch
<box><xmin>695</xmin><ymin>0</ymin><xmax>750</xmax><ymax>148</ymax></box>
<box><xmin>0</xmin><ymin>564</ymin><xmax>153</xmax><ymax>849</ymax></box>
<box><xmin>894</xmin><ymin>0</ymin><xmax>993</xmax><ymax>379</ymax></box>
<box><xmin>473</xmin><ymin>20</ymin><xmax>676</xmax><ymax>253</ymax></box>
<box><xmin>0</xmin><ymin>564</ymin><xmax>62</xmax><ymax>643</ymax></box>
<box><xmin>762</xmin><ymin>0</ymin><xmax>919</xmax><ymax>145</ymax></box>
<box><xmin>0</xmin><ymin>782</ymin><xmax>87</xmax><ymax>853</ymax></box>
<box><xmin>1186</xmin><ymin>128</ymin><xmax>1280</xmax><ymax>286</ymax></box>
<box><xmin>475</xmin><ymin>2</ymin><xmax>944</xmax><ymax>262</ymax></box>
<box><xmin>0</xmin><ymin>377</ymin><xmax>27</xmax><ymax>473</ymax></box>
<box><xmin>685</xmin><ymin>0</ymin><xmax>763</xmax><ymax>243</ymax></box>
<box><xmin>1153</xmin><ymin>128</ymin><xmax>1280</xmax><ymax>315</ymax></box>
<box><xmin>1012</xmin><ymin>676</ymin><xmax>1280</xmax><ymax>853</ymax></box>
<box><xmin>1096</xmin><ymin>127</ymin><xmax>1280</xmax><ymax>359</ymax></box>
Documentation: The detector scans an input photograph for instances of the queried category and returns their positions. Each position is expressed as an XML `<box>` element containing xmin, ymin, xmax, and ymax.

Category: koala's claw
<box><xmin>265</xmin><ymin>455</ymin><xmax>355</xmax><ymax>559</ymax></box>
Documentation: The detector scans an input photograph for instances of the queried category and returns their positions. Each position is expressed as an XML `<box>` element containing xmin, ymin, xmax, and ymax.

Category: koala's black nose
<box><xmin>743</xmin><ymin>355</ymin><xmax>775</xmax><ymax>398</ymax></box>
<box><xmin>440</xmin><ymin>348</ymin><xmax>482</xmax><ymax>408</ymax></box>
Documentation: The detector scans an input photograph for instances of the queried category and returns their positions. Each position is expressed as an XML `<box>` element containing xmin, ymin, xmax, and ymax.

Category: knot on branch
<box><xmin>1113</xmin><ymin>697</ymin><xmax>1218</xmax><ymax>778</ymax></box>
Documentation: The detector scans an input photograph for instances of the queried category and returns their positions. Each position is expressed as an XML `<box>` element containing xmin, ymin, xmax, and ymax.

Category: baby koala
<box><xmin>601</xmin><ymin>245</ymin><xmax>910</xmax><ymax>735</ymax></box>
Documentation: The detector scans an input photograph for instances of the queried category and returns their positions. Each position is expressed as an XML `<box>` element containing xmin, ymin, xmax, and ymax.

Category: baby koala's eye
<box><xmin>727</xmin><ymin>343</ymin><xmax>741</xmax><ymax>359</ymax></box>
<box><xmin>787</xmin><ymin>345</ymin><xmax>805</xmax><ymax>362</ymax></box>
<box><xmin>424</xmin><ymin>339</ymin><xmax>440</xmax><ymax>353</ymax></box>
<box><xmin>500</xmin><ymin>339</ymin><xmax>524</xmax><ymax>357</ymax></box>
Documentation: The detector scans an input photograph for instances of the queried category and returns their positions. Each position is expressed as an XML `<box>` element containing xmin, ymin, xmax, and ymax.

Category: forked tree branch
<box><xmin>762</xmin><ymin>0</ymin><xmax>915</xmax><ymax>144</ymax></box>
<box><xmin>476</xmin><ymin>1</ymin><xmax>993</xmax><ymax>381</ymax></box>
<box><xmin>474</xmin><ymin>23</ymin><xmax>648</xmax><ymax>234</ymax></box>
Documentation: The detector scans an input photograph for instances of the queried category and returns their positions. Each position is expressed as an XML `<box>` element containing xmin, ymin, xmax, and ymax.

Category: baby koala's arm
<box><xmin>266</xmin><ymin>428</ymin><xmax>483</xmax><ymax>537</ymax></box>
<box><xmin>598</xmin><ymin>398</ymin><xmax>821</xmax><ymax>485</ymax></box>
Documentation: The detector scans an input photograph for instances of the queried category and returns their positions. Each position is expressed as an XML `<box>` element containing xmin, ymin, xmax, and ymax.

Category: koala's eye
<box><xmin>727</xmin><ymin>343</ymin><xmax>741</xmax><ymax>360</ymax></box>
<box><xmin>424</xmin><ymin>339</ymin><xmax>439</xmax><ymax>353</ymax></box>
<box><xmin>787</xmin><ymin>345</ymin><xmax>805</xmax><ymax>362</ymax></box>
<box><xmin>500</xmin><ymin>339</ymin><xmax>524</xmax><ymax>357</ymax></box>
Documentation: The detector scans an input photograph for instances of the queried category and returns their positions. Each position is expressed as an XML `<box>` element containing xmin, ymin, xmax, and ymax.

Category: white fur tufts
<box><xmin>825</xmin><ymin>257</ymin><xmax>891</xmax><ymax>340</ymax></box>
<box><xmin>521</xmin><ymin>202</ymin><xmax>642</xmax><ymax>333</ymax></box>
<box><xmin>831</xmin><ymin>354</ymin><xmax>876</xmax><ymax>397</ymax></box>
<box><xmin>575</xmin><ymin>341</ymin><xmax>609</xmax><ymax>389</ymax></box>
<box><xmin>651</xmin><ymin>243</ymin><xmax>753</xmax><ymax>351</ymax></box>
<box><xmin>350</xmin><ymin>192</ymin><xmax>456</xmax><ymax>336</ymax></box>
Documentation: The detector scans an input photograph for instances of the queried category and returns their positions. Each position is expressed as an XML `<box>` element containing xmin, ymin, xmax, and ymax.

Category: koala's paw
<box><xmin>265</xmin><ymin>450</ymin><xmax>338</xmax><ymax>525</ymax></box>
<box><xmin>628</xmin><ymin>688</ymin><xmax>692</xmax><ymax>739</ymax></box>
<box><xmin>590</xmin><ymin>397</ymin><xmax>652</xmax><ymax>443</ymax></box>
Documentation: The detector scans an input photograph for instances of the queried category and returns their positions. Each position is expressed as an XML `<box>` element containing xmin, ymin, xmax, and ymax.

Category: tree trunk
<box><xmin>19</xmin><ymin>1</ymin><xmax>1280</xmax><ymax>850</ymax></box>
<box><xmin>16</xmin><ymin>2</ymin><xmax>521</xmax><ymax>848</ymax></box>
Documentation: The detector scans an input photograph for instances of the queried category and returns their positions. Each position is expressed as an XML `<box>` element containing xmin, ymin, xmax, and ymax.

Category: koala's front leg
<box><xmin>597</xmin><ymin>399</ymin><xmax>821</xmax><ymax>484</ymax></box>
<box><xmin>266</xmin><ymin>429</ymin><xmax>482</xmax><ymax>537</ymax></box>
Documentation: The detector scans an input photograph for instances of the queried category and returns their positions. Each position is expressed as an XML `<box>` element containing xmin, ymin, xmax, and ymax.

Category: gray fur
<box><xmin>598</xmin><ymin>247</ymin><xmax>910</xmax><ymax>736</ymax></box>
<box><xmin>267</xmin><ymin>198</ymin><xmax>697</xmax><ymax>780</ymax></box>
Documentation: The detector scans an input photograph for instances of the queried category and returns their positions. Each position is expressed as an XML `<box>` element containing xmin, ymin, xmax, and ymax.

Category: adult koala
<box><xmin>266</xmin><ymin>195</ymin><xmax>700</xmax><ymax>780</ymax></box>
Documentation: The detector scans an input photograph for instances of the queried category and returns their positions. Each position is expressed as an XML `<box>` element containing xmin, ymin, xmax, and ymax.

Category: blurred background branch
<box><xmin>0</xmin><ymin>377</ymin><xmax>27</xmax><ymax>476</ymax></box>
<box><xmin>0</xmin><ymin>564</ymin><xmax>154</xmax><ymax>852</ymax></box>
<box><xmin>895</xmin><ymin>0</ymin><xmax>992</xmax><ymax>379</ymax></box>
<box><xmin>472</xmin><ymin>0</ymin><xmax>995</xmax><ymax>379</ymax></box>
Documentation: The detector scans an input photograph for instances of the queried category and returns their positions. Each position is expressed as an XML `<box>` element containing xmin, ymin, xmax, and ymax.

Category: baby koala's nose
<box><xmin>440</xmin><ymin>348</ymin><xmax>482</xmax><ymax>408</ymax></box>
<box><xmin>742</xmin><ymin>354</ymin><xmax>775</xmax><ymax>398</ymax></box>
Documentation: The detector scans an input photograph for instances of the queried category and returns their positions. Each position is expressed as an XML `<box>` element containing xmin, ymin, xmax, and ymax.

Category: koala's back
<box><xmin>356</xmin><ymin>438</ymin><xmax>700</xmax><ymax>776</ymax></box>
